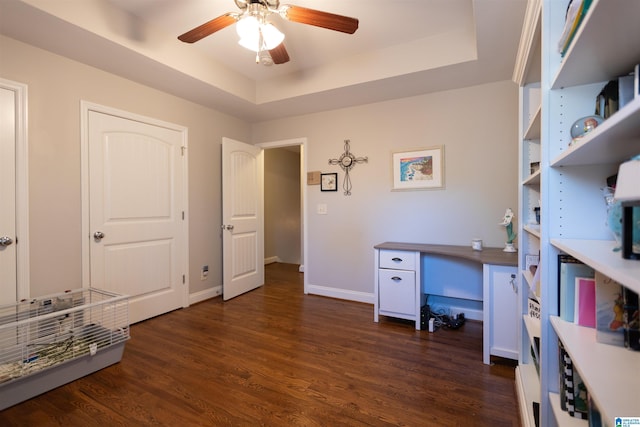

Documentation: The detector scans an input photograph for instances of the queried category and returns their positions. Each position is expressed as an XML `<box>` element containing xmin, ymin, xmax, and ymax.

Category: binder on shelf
<box><xmin>574</xmin><ymin>277</ymin><xmax>596</xmax><ymax>328</ymax></box>
<box><xmin>558</xmin><ymin>254</ymin><xmax>595</xmax><ymax>322</ymax></box>
<box><xmin>595</xmin><ymin>271</ymin><xmax>625</xmax><ymax>347</ymax></box>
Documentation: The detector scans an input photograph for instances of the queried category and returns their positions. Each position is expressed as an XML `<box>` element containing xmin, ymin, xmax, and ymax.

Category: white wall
<box><xmin>253</xmin><ymin>80</ymin><xmax>519</xmax><ymax>302</ymax></box>
<box><xmin>0</xmin><ymin>35</ymin><xmax>250</xmax><ymax>298</ymax></box>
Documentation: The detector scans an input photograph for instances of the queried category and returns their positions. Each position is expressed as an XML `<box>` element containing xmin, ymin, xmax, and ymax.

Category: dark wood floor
<box><xmin>0</xmin><ymin>263</ymin><xmax>520</xmax><ymax>426</ymax></box>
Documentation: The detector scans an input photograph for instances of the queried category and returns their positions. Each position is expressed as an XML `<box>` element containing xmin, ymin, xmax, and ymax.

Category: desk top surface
<box><xmin>374</xmin><ymin>242</ymin><xmax>518</xmax><ymax>267</ymax></box>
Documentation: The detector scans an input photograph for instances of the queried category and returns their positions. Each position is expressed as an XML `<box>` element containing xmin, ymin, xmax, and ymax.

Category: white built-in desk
<box><xmin>373</xmin><ymin>242</ymin><xmax>518</xmax><ymax>364</ymax></box>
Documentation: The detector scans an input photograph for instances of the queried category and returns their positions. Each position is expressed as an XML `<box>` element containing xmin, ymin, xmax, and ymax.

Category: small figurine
<box><xmin>499</xmin><ymin>208</ymin><xmax>517</xmax><ymax>252</ymax></box>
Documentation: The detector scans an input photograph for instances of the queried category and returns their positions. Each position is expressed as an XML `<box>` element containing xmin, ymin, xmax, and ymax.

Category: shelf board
<box><xmin>516</xmin><ymin>364</ymin><xmax>541</xmax><ymax>427</ymax></box>
<box><xmin>551</xmin><ymin>97</ymin><xmax>640</xmax><ymax>167</ymax></box>
<box><xmin>522</xmin><ymin>271</ymin><xmax>541</xmax><ymax>304</ymax></box>
<box><xmin>551</xmin><ymin>0</ymin><xmax>640</xmax><ymax>89</ymax></box>
<box><xmin>551</xmin><ymin>239</ymin><xmax>640</xmax><ymax>294</ymax></box>
<box><xmin>524</xmin><ymin>224</ymin><xmax>541</xmax><ymax>238</ymax></box>
<box><xmin>523</xmin><ymin>269</ymin><xmax>534</xmax><ymax>289</ymax></box>
<box><xmin>549</xmin><ymin>392</ymin><xmax>587</xmax><ymax>427</ymax></box>
<box><xmin>523</xmin><ymin>314</ymin><xmax>541</xmax><ymax>340</ymax></box>
<box><xmin>522</xmin><ymin>170</ymin><xmax>541</xmax><ymax>186</ymax></box>
<box><xmin>524</xmin><ymin>105</ymin><xmax>541</xmax><ymax>140</ymax></box>
<box><xmin>551</xmin><ymin>316</ymin><xmax>640</xmax><ymax>422</ymax></box>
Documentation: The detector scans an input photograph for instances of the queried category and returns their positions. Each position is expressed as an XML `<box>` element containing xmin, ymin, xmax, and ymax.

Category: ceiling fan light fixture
<box><xmin>236</xmin><ymin>16</ymin><xmax>284</xmax><ymax>52</ymax></box>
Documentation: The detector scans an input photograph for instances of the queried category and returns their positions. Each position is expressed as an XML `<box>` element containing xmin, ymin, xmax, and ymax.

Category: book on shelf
<box><xmin>623</xmin><ymin>287</ymin><xmax>640</xmax><ymax>351</ymax></box>
<box><xmin>528</xmin><ymin>298</ymin><xmax>541</xmax><ymax>321</ymax></box>
<box><xmin>533</xmin><ymin>401</ymin><xmax>540</xmax><ymax>427</ymax></box>
<box><xmin>574</xmin><ymin>276</ymin><xmax>596</xmax><ymax>328</ymax></box>
<box><xmin>560</xmin><ymin>341</ymin><xmax>588</xmax><ymax>419</ymax></box>
<box><xmin>587</xmin><ymin>393</ymin><xmax>602</xmax><ymax>427</ymax></box>
<box><xmin>595</xmin><ymin>271</ymin><xmax>625</xmax><ymax>346</ymax></box>
<box><xmin>558</xmin><ymin>254</ymin><xmax>595</xmax><ymax>322</ymax></box>
<box><xmin>558</xmin><ymin>0</ymin><xmax>593</xmax><ymax>57</ymax></box>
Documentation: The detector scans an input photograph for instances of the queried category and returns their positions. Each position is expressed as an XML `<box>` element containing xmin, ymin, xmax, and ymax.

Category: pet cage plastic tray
<box><xmin>0</xmin><ymin>288</ymin><xmax>129</xmax><ymax>410</ymax></box>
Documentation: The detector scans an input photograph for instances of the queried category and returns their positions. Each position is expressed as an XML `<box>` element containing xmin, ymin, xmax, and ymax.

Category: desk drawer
<box><xmin>378</xmin><ymin>269</ymin><xmax>416</xmax><ymax>315</ymax></box>
<box><xmin>379</xmin><ymin>250</ymin><xmax>415</xmax><ymax>270</ymax></box>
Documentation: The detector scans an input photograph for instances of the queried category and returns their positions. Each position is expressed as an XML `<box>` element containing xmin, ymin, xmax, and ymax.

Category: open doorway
<box><xmin>259</xmin><ymin>138</ymin><xmax>307</xmax><ymax>290</ymax></box>
<box><xmin>264</xmin><ymin>146</ymin><xmax>301</xmax><ymax>265</ymax></box>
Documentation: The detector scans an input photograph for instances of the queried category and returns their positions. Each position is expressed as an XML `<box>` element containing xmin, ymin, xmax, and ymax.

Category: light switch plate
<box><xmin>317</xmin><ymin>203</ymin><xmax>327</xmax><ymax>215</ymax></box>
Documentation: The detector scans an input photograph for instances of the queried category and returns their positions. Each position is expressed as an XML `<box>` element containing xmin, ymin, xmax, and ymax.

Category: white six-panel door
<box><xmin>86</xmin><ymin>106</ymin><xmax>188</xmax><ymax>323</ymax></box>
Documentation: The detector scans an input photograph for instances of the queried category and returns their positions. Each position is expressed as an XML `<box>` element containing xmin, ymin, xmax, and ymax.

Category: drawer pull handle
<box><xmin>391</xmin><ymin>257</ymin><xmax>403</xmax><ymax>262</ymax></box>
<box><xmin>391</xmin><ymin>276</ymin><xmax>402</xmax><ymax>281</ymax></box>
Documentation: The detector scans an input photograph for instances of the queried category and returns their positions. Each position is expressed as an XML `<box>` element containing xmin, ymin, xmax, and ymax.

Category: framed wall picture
<box><xmin>321</xmin><ymin>173</ymin><xmax>338</xmax><ymax>191</ymax></box>
<box><xmin>392</xmin><ymin>146</ymin><xmax>444</xmax><ymax>191</ymax></box>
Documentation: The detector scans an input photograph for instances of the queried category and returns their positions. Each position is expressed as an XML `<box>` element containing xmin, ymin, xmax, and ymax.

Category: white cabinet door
<box><xmin>483</xmin><ymin>264</ymin><xmax>518</xmax><ymax>364</ymax></box>
<box><xmin>378</xmin><ymin>269</ymin><xmax>416</xmax><ymax>315</ymax></box>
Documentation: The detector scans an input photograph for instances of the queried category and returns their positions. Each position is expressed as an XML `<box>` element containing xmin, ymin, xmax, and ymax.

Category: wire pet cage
<box><xmin>0</xmin><ymin>288</ymin><xmax>129</xmax><ymax>410</ymax></box>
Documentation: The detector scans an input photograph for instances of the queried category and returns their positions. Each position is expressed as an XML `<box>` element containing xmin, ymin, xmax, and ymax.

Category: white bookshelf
<box><xmin>551</xmin><ymin>316</ymin><xmax>640</xmax><ymax>422</ymax></box>
<box><xmin>515</xmin><ymin>1</ymin><xmax>640</xmax><ymax>426</ymax></box>
<box><xmin>514</xmin><ymin>1</ymin><xmax>542</xmax><ymax>426</ymax></box>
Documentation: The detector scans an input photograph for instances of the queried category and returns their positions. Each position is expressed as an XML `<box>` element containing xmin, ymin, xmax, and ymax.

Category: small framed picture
<box><xmin>321</xmin><ymin>173</ymin><xmax>338</xmax><ymax>191</ymax></box>
<box><xmin>392</xmin><ymin>146</ymin><xmax>444</xmax><ymax>191</ymax></box>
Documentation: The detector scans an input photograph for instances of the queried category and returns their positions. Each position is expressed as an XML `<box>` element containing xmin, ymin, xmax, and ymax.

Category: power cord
<box><xmin>422</xmin><ymin>302</ymin><xmax>466</xmax><ymax>331</ymax></box>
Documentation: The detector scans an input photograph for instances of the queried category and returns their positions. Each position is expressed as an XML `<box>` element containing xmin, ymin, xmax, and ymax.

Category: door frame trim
<box><xmin>80</xmin><ymin>101</ymin><xmax>190</xmax><ymax>308</ymax></box>
<box><xmin>0</xmin><ymin>78</ymin><xmax>30</xmax><ymax>301</ymax></box>
<box><xmin>257</xmin><ymin>137</ymin><xmax>308</xmax><ymax>294</ymax></box>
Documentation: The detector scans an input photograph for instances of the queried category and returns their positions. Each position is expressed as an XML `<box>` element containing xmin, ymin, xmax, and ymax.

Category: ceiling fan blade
<box><xmin>269</xmin><ymin>43</ymin><xmax>290</xmax><ymax>64</ymax></box>
<box><xmin>178</xmin><ymin>13</ymin><xmax>237</xmax><ymax>43</ymax></box>
<box><xmin>282</xmin><ymin>5</ymin><xmax>359</xmax><ymax>34</ymax></box>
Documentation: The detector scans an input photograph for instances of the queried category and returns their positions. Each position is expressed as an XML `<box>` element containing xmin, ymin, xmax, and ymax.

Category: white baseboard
<box><xmin>306</xmin><ymin>283</ymin><xmax>374</xmax><ymax>305</ymax></box>
<box><xmin>264</xmin><ymin>256</ymin><xmax>280</xmax><ymax>264</ymax></box>
<box><xmin>189</xmin><ymin>285</ymin><xmax>221</xmax><ymax>305</ymax></box>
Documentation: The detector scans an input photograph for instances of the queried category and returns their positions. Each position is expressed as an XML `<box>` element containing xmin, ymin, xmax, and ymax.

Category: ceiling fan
<box><xmin>178</xmin><ymin>0</ymin><xmax>359</xmax><ymax>66</ymax></box>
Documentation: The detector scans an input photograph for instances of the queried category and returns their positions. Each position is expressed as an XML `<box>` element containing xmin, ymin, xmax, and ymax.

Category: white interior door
<box><xmin>0</xmin><ymin>79</ymin><xmax>28</xmax><ymax>305</ymax></box>
<box><xmin>0</xmin><ymin>86</ymin><xmax>17</xmax><ymax>305</ymax></box>
<box><xmin>222</xmin><ymin>137</ymin><xmax>264</xmax><ymax>300</ymax></box>
<box><xmin>87</xmin><ymin>108</ymin><xmax>187</xmax><ymax>323</ymax></box>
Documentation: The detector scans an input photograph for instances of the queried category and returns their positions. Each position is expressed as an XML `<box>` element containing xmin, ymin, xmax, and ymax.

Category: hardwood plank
<box><xmin>0</xmin><ymin>263</ymin><xmax>520</xmax><ymax>426</ymax></box>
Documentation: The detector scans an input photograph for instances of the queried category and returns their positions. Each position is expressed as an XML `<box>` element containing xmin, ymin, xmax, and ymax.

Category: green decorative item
<box><xmin>500</xmin><ymin>208</ymin><xmax>517</xmax><ymax>252</ymax></box>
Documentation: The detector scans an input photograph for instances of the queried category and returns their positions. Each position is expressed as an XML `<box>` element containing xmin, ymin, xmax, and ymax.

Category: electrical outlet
<box><xmin>201</xmin><ymin>265</ymin><xmax>208</xmax><ymax>281</ymax></box>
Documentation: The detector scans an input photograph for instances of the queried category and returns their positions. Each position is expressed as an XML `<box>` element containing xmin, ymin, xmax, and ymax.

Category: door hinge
<box><xmin>182</xmin><ymin>274</ymin><xmax>185</xmax><ymax>284</ymax></box>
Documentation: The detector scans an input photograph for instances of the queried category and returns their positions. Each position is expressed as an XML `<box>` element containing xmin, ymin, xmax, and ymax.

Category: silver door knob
<box><xmin>0</xmin><ymin>236</ymin><xmax>13</xmax><ymax>247</ymax></box>
<box><xmin>93</xmin><ymin>231</ymin><xmax>105</xmax><ymax>241</ymax></box>
<box><xmin>225</xmin><ymin>225</ymin><xmax>234</xmax><ymax>230</ymax></box>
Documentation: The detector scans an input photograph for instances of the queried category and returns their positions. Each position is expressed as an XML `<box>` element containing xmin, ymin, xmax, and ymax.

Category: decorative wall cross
<box><xmin>328</xmin><ymin>139</ymin><xmax>368</xmax><ymax>195</ymax></box>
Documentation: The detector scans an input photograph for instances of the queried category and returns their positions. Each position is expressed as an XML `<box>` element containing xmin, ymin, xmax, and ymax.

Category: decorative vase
<box><xmin>503</xmin><ymin>243</ymin><xmax>516</xmax><ymax>253</ymax></box>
